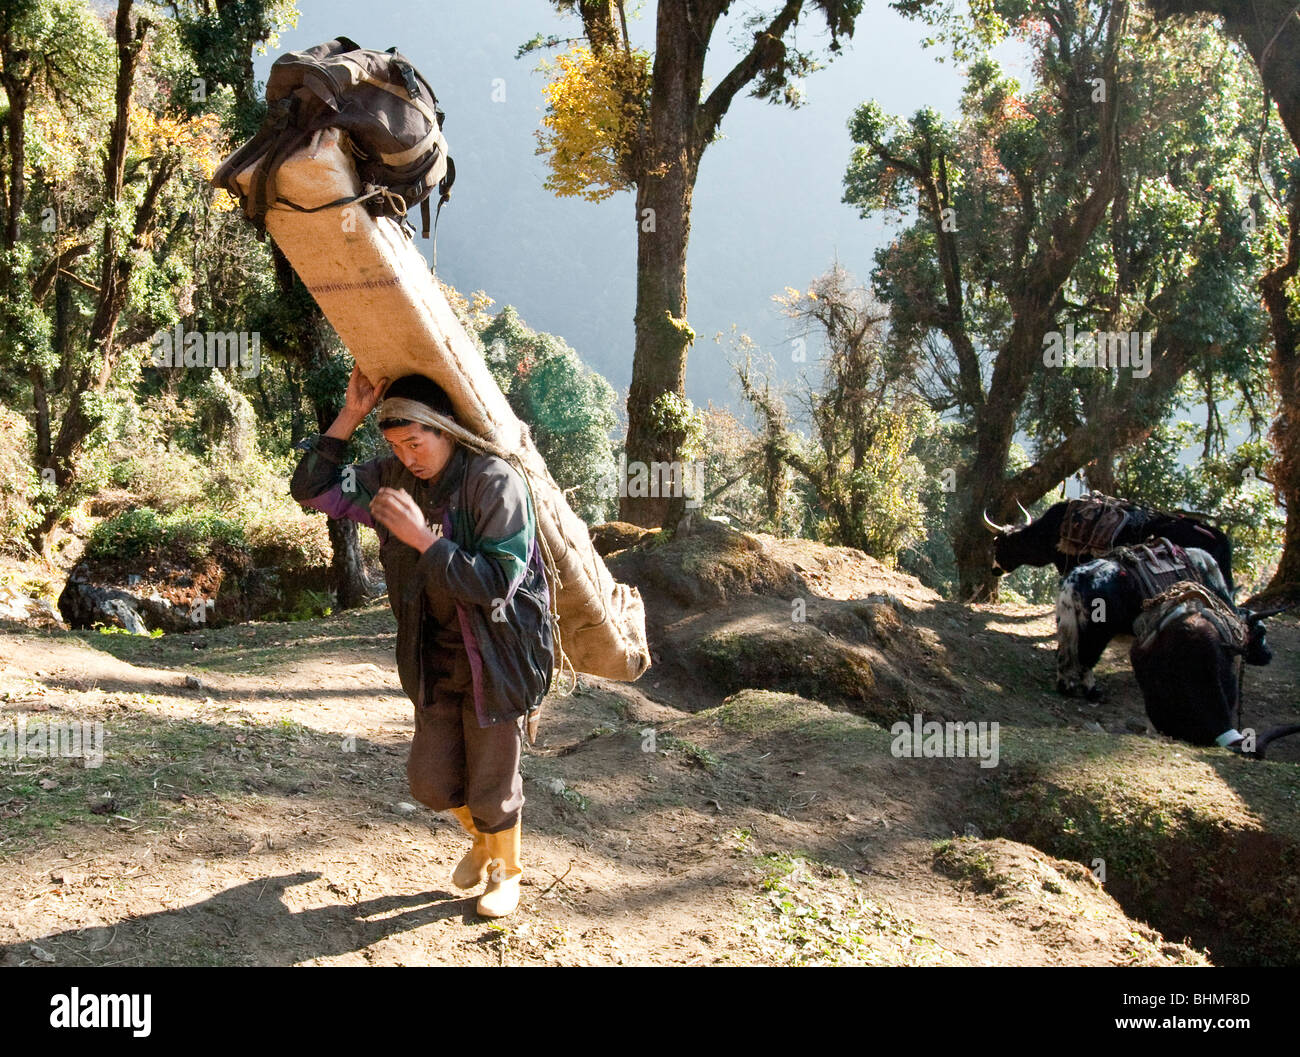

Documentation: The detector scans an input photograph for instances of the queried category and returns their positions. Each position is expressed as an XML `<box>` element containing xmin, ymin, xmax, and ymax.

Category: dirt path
<box><xmin>0</xmin><ymin>600</ymin><xmax>1220</xmax><ymax>966</ymax></box>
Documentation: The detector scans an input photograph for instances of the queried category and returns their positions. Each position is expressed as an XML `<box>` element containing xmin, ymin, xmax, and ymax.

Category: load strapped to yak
<box><xmin>213</xmin><ymin>37</ymin><xmax>651</xmax><ymax>709</ymax></box>
<box><xmin>1058</xmin><ymin>493</ymin><xmax>1133</xmax><ymax>557</ymax></box>
<box><xmin>1133</xmin><ymin>581</ymin><xmax>1248</xmax><ymax>655</ymax></box>
<box><xmin>1110</xmin><ymin>537</ymin><xmax>1208</xmax><ymax>599</ymax></box>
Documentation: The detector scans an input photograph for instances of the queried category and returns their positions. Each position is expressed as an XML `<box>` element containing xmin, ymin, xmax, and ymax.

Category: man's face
<box><xmin>382</xmin><ymin>423</ymin><xmax>455</xmax><ymax>481</ymax></box>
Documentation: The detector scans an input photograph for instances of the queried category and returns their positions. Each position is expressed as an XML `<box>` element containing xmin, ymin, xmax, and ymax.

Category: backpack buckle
<box><xmin>391</xmin><ymin>57</ymin><xmax>420</xmax><ymax>100</ymax></box>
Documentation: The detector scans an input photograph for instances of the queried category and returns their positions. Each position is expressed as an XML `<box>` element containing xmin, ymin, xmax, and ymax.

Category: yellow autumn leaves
<box><xmin>25</xmin><ymin>93</ymin><xmax>230</xmax><ymax>209</ymax></box>
<box><xmin>535</xmin><ymin>45</ymin><xmax>650</xmax><ymax>202</ymax></box>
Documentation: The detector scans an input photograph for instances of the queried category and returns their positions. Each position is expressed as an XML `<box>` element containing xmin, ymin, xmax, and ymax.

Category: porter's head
<box><xmin>377</xmin><ymin>374</ymin><xmax>458</xmax><ymax>481</ymax></box>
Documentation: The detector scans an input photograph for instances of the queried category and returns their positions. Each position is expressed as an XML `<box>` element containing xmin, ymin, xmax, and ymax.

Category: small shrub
<box><xmin>86</xmin><ymin>506</ymin><xmax>247</xmax><ymax>563</ymax></box>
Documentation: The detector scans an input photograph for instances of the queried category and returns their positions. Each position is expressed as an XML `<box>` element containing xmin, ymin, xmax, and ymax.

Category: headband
<box><xmin>377</xmin><ymin>397</ymin><xmax>456</xmax><ymax>433</ymax></box>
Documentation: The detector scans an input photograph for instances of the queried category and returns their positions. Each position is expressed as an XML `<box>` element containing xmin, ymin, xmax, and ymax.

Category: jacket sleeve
<box><xmin>413</xmin><ymin>458</ymin><xmax>535</xmax><ymax>610</ymax></box>
<box><xmin>289</xmin><ymin>433</ymin><xmax>386</xmax><ymax>530</ymax></box>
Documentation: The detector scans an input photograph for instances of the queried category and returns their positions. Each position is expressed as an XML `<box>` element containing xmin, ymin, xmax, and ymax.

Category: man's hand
<box><xmin>325</xmin><ymin>366</ymin><xmax>390</xmax><ymax>441</ymax></box>
<box><xmin>372</xmin><ymin>487</ymin><xmax>440</xmax><ymax>552</ymax></box>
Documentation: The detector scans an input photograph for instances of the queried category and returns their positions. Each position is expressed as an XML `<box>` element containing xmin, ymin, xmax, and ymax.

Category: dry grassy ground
<box><xmin>1</xmin><ymin>529</ymin><xmax>1296</xmax><ymax>966</ymax></box>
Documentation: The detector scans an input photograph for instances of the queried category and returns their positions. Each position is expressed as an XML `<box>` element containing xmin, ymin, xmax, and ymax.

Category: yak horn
<box><xmin>1016</xmin><ymin>500</ymin><xmax>1032</xmax><ymax>525</ymax></box>
<box><xmin>1242</xmin><ymin>724</ymin><xmax>1300</xmax><ymax>760</ymax></box>
<box><xmin>1246</xmin><ymin>601</ymin><xmax>1300</xmax><ymax>622</ymax></box>
<box><xmin>982</xmin><ymin>509</ymin><xmax>1004</xmax><ymax>534</ymax></box>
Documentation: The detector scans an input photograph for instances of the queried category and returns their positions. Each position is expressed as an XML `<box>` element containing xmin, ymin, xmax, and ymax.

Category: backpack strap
<box><xmin>427</xmin><ymin>157</ymin><xmax>455</xmax><ymax>258</ymax></box>
<box><xmin>212</xmin><ymin>109</ymin><xmax>283</xmax><ymax>200</ymax></box>
<box><xmin>249</xmin><ymin>124</ymin><xmax>314</xmax><ymax>236</ymax></box>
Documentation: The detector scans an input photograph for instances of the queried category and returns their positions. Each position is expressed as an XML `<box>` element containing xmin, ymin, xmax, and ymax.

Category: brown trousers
<box><xmin>406</xmin><ymin>684</ymin><xmax>525</xmax><ymax>834</ymax></box>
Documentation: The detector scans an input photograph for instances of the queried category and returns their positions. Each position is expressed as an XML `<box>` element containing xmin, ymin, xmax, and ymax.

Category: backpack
<box><xmin>463</xmin><ymin>537</ymin><xmax>556</xmax><ymax>727</ymax></box>
<box><xmin>449</xmin><ymin>462</ymin><xmax>556</xmax><ymax>729</ymax></box>
<box><xmin>213</xmin><ymin>36</ymin><xmax>455</xmax><ymax>241</ymax></box>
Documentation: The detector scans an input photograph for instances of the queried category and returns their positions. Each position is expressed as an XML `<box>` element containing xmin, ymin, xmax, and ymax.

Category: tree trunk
<box><xmin>1261</xmin><ymin>196</ymin><xmax>1300</xmax><ymax>598</ymax></box>
<box><xmin>312</xmin><ymin>398</ymin><xmax>372</xmax><ymax>610</ymax></box>
<box><xmin>955</xmin><ymin>304</ymin><xmax>1061</xmax><ymax>601</ymax></box>
<box><xmin>1</xmin><ymin>77</ymin><xmax>26</xmax><ymax>250</ymax></box>
<box><xmin>621</xmin><ymin>172</ymin><xmax>695</xmax><ymax>527</ymax></box>
<box><xmin>326</xmin><ymin>513</ymin><xmax>370</xmax><ymax>609</ymax></box>
<box><xmin>618</xmin><ymin>2</ymin><xmax>707</xmax><ymax>528</ymax></box>
<box><xmin>1149</xmin><ymin>1</ymin><xmax>1300</xmax><ymax>596</ymax></box>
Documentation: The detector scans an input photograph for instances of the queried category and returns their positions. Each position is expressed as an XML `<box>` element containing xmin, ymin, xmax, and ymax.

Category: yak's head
<box><xmin>1239</xmin><ymin>600</ymin><xmax>1295</xmax><ymax>667</ymax></box>
<box><xmin>1242</xmin><ymin>611</ymin><xmax>1275</xmax><ymax>667</ymax></box>
<box><xmin>983</xmin><ymin>502</ymin><xmax>1034</xmax><ymax>575</ymax></box>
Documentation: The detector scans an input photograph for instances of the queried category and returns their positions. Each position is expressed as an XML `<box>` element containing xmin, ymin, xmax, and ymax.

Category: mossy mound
<box><xmin>967</xmin><ymin>729</ymin><xmax>1300</xmax><ymax>966</ymax></box>
<box><xmin>606</xmin><ymin>517</ymin><xmax>806</xmax><ymax>613</ymax></box>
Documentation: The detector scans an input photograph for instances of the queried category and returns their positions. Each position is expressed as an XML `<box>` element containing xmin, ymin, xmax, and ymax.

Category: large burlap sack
<box><xmin>223</xmin><ymin>127</ymin><xmax>649</xmax><ymax>683</ymax></box>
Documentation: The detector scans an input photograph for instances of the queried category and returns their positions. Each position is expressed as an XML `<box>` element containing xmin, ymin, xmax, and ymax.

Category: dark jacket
<box><xmin>289</xmin><ymin>432</ymin><xmax>543</xmax><ymax>727</ymax></box>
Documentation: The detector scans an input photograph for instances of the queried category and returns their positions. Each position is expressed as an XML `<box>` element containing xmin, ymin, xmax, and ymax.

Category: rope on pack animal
<box><xmin>1133</xmin><ymin>580</ymin><xmax>1248</xmax><ymax>654</ymax></box>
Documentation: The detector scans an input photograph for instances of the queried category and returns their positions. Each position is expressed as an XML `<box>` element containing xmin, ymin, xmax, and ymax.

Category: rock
<box><xmin>1083</xmin><ymin>720</ymin><xmax>1106</xmax><ymax>734</ymax></box>
<box><xmin>88</xmin><ymin>793</ymin><xmax>118</xmax><ymax>815</ymax></box>
<box><xmin>59</xmin><ymin>547</ymin><xmax>334</xmax><ymax>634</ymax></box>
<box><xmin>1125</xmin><ymin>716</ymin><xmax>1150</xmax><ymax>734</ymax></box>
<box><xmin>543</xmin><ymin>778</ymin><xmax>567</xmax><ymax>795</ymax></box>
<box><xmin>863</xmin><ymin>592</ymin><xmax>902</xmax><ymax>611</ymax></box>
<box><xmin>394</xmin><ymin>801</ymin><xmax>417</xmax><ymax>815</ymax></box>
<box><xmin>0</xmin><ymin>591</ymin><xmax>31</xmax><ymax>619</ymax></box>
<box><xmin>59</xmin><ymin>566</ymin><xmax>153</xmax><ymax>634</ymax></box>
<box><xmin>103</xmin><ymin>598</ymin><xmax>149</xmax><ymax>635</ymax></box>
<box><xmin>964</xmin><ymin>823</ymin><xmax>983</xmax><ymax>839</ymax></box>
<box><xmin>184</xmin><ymin>675</ymin><xmax>203</xmax><ymax>690</ymax></box>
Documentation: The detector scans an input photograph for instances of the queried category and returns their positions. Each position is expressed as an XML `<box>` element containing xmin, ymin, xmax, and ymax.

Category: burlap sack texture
<box><xmin>225</xmin><ymin>127</ymin><xmax>650</xmax><ymax>683</ymax></box>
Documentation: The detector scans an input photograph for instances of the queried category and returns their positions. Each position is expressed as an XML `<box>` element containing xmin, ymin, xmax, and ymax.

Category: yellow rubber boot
<box><xmin>476</xmin><ymin>820</ymin><xmax>523</xmax><ymax>918</ymax></box>
<box><xmin>448</xmin><ymin>806</ymin><xmax>491</xmax><ymax>890</ymax></box>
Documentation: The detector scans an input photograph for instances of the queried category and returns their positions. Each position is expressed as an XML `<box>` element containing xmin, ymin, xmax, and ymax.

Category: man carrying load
<box><xmin>290</xmin><ymin>366</ymin><xmax>552</xmax><ymax>918</ymax></box>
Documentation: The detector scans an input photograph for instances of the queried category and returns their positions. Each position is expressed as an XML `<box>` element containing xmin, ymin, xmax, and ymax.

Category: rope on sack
<box><xmin>277</xmin><ymin>184</ymin><xmax>410</xmax><ymax>222</ymax></box>
<box><xmin>378</xmin><ymin>396</ymin><xmax>579</xmax><ymax>697</ymax></box>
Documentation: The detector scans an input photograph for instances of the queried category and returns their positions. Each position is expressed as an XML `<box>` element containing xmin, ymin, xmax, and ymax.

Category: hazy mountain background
<box><xmin>252</xmin><ymin>1</ymin><xmax>1030</xmax><ymax>424</ymax></box>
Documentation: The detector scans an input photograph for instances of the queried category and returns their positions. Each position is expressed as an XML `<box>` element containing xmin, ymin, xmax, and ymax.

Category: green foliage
<box><xmin>478</xmin><ymin>305</ymin><xmax>619</xmax><ymax>525</ymax></box>
<box><xmin>1115</xmin><ymin>422</ymin><xmax>1284</xmax><ymax>593</ymax></box>
<box><xmin>738</xmin><ymin>268</ymin><xmax>938</xmax><ymax>567</ymax></box>
<box><xmin>646</xmin><ymin>390</ymin><xmax>707</xmax><ymax>462</ymax></box>
<box><xmin>170</xmin><ymin>0</ymin><xmax>299</xmax><ymax>136</ymax></box>
<box><xmin>845</xmin><ymin>3</ymin><xmax>1289</xmax><ymax>596</ymax></box>
<box><xmin>804</xmin><ymin>403</ymin><xmax>937</xmax><ymax>562</ymax></box>
<box><xmin>0</xmin><ymin>407</ymin><xmax>43</xmax><ymax>555</ymax></box>
<box><xmin>97</xmin><ymin>624</ymin><xmax>164</xmax><ymax>638</ymax></box>
<box><xmin>268</xmin><ymin>587</ymin><xmax>334</xmax><ymax>623</ymax></box>
<box><xmin>79</xmin><ymin>382</ymin><xmax>330</xmax><ymax>577</ymax></box>
<box><xmin>86</xmin><ymin>506</ymin><xmax>247</xmax><ymax>563</ymax></box>
<box><xmin>898</xmin><ymin>418</ymin><xmax>964</xmax><ymax>595</ymax></box>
